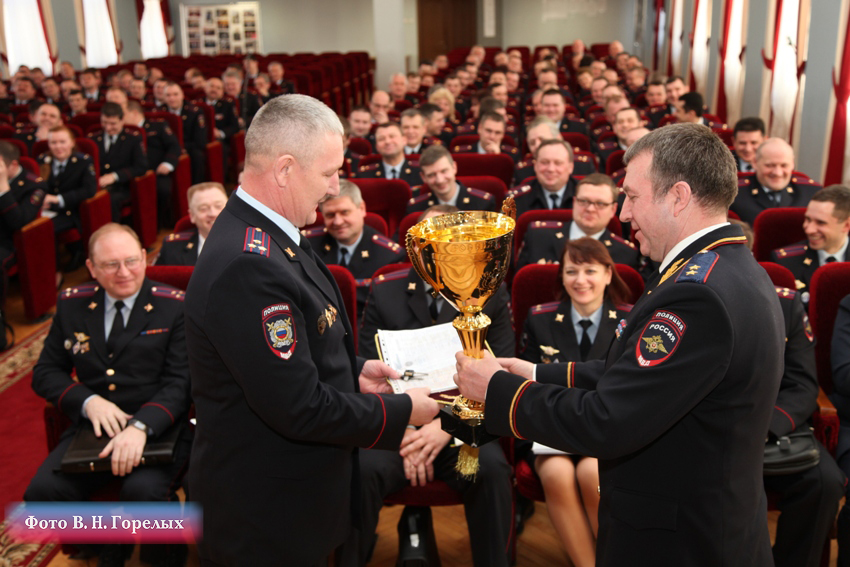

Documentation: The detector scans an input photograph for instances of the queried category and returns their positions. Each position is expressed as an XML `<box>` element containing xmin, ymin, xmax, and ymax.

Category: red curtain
<box><xmin>35</xmin><ymin>0</ymin><xmax>58</xmax><ymax>73</ymax></box>
<box><xmin>688</xmin><ymin>0</ymin><xmax>701</xmax><ymax>92</ymax></box>
<box><xmin>825</xmin><ymin>9</ymin><xmax>850</xmax><ymax>185</ymax></box>
<box><xmin>715</xmin><ymin>0</ymin><xmax>735</xmax><ymax>122</ymax></box>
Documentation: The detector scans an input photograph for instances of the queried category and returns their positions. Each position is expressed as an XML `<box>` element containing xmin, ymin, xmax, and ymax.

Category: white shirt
<box><xmin>543</xmin><ymin>185</ymin><xmax>568</xmax><ymax>209</ymax></box>
<box><xmin>337</xmin><ymin>230</ymin><xmax>364</xmax><ymax>264</ymax></box>
<box><xmin>818</xmin><ymin>235</ymin><xmax>849</xmax><ymax>266</ymax></box>
<box><xmin>235</xmin><ymin>187</ymin><xmax>301</xmax><ymax>244</ymax></box>
<box><xmin>568</xmin><ymin>222</ymin><xmax>605</xmax><ymax>241</ymax></box>
<box><xmin>571</xmin><ymin>304</ymin><xmax>603</xmax><ymax>345</ymax></box>
<box><xmin>658</xmin><ymin>223</ymin><xmax>730</xmax><ymax>273</ymax></box>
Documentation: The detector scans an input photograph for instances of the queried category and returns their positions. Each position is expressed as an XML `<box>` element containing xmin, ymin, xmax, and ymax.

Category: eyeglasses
<box><xmin>574</xmin><ymin>197</ymin><xmax>615</xmax><ymax>209</ymax></box>
<box><xmin>96</xmin><ymin>257</ymin><xmax>142</xmax><ymax>274</ymax></box>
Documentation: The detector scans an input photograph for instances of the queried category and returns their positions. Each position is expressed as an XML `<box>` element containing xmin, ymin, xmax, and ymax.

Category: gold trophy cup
<box><xmin>406</xmin><ymin>198</ymin><xmax>516</xmax><ymax>477</ymax></box>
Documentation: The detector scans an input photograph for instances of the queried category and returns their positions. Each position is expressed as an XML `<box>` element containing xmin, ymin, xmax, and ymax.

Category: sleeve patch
<box><xmin>636</xmin><ymin>310</ymin><xmax>686</xmax><ymax>367</ymax></box>
<box><xmin>262</xmin><ymin>303</ymin><xmax>296</xmax><ymax>359</ymax></box>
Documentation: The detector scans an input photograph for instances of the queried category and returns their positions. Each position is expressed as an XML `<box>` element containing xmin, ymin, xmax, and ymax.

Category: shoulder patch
<box><xmin>738</xmin><ymin>175</ymin><xmax>754</xmax><ymax>188</ymax></box>
<box><xmin>773</xmin><ymin>244</ymin><xmax>807</xmax><ymax>258</ymax></box>
<box><xmin>599</xmin><ymin>140</ymin><xmax>618</xmax><ymax>150</ymax></box>
<box><xmin>674</xmin><ymin>251</ymin><xmax>719</xmax><ymax>284</ymax></box>
<box><xmin>372</xmin><ymin>233</ymin><xmax>402</xmax><ymax>252</ymax></box>
<box><xmin>452</xmin><ymin>144</ymin><xmax>474</xmax><ymax>152</ymax></box>
<box><xmin>243</xmin><ymin>227</ymin><xmax>271</xmax><ymax>257</ymax></box>
<box><xmin>530</xmin><ymin>301</ymin><xmax>560</xmax><ymax>314</ymax></box>
<box><xmin>262</xmin><ymin>303</ymin><xmax>296</xmax><ymax>359</ymax></box>
<box><xmin>373</xmin><ymin>268</ymin><xmax>409</xmax><ymax>285</ymax></box>
<box><xmin>791</xmin><ymin>175</ymin><xmax>819</xmax><ymax>187</ymax></box>
<box><xmin>407</xmin><ymin>159</ymin><xmax>420</xmax><ymax>168</ymax></box>
<box><xmin>165</xmin><ymin>231</ymin><xmax>193</xmax><ymax>242</ymax></box>
<box><xmin>466</xmin><ymin>187</ymin><xmax>493</xmax><ymax>200</ymax></box>
<box><xmin>60</xmin><ymin>284</ymin><xmax>99</xmax><ymax>300</ymax></box>
<box><xmin>516</xmin><ymin>159</ymin><xmax>532</xmax><ymax>168</ymax></box>
<box><xmin>636</xmin><ymin>310</ymin><xmax>686</xmax><ymax>367</ymax></box>
<box><xmin>150</xmin><ymin>284</ymin><xmax>185</xmax><ymax>301</ymax></box>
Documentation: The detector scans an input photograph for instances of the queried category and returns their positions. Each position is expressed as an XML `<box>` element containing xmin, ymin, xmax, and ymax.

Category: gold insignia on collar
<box><xmin>751</xmin><ymin>189</ymin><xmax>758</xmax><ymax>195</ymax></box>
<box><xmin>658</xmin><ymin>258</ymin><xmax>686</xmax><ymax>287</ymax></box>
<box><xmin>463</xmin><ymin>197</ymin><xmax>470</xmax><ymax>204</ymax></box>
<box><xmin>803</xmin><ymin>257</ymin><xmax>812</xmax><ymax>265</ymax></box>
<box><xmin>88</xmin><ymin>302</ymin><xmax>98</xmax><ymax>310</ymax></box>
<box><xmin>324</xmin><ymin>244</ymin><xmax>331</xmax><ymax>251</ymax></box>
<box><xmin>71</xmin><ymin>156</ymin><xmax>77</xmax><ymax>163</ymax></box>
<box><xmin>609</xmin><ymin>310</ymin><xmax>617</xmax><ymax>319</ymax></box>
<box><xmin>361</xmin><ymin>250</ymin><xmax>369</xmax><ymax>258</ymax></box>
<box><xmin>787</xmin><ymin>187</ymin><xmax>794</xmax><ymax>193</ymax></box>
<box><xmin>539</xmin><ymin>345</ymin><xmax>560</xmax><ymax>356</ymax></box>
<box><xmin>555</xmin><ymin>232</ymin><xmax>564</xmax><ymax>239</ymax></box>
<box><xmin>186</xmin><ymin>242</ymin><xmax>194</xmax><ymax>249</ymax></box>
<box><xmin>285</xmin><ymin>247</ymin><xmax>296</xmax><ymax>258</ymax></box>
<box><xmin>795</xmin><ymin>279</ymin><xmax>806</xmax><ymax>290</ymax></box>
<box><xmin>405</xmin><ymin>168</ymin><xmax>411</xmax><ymax>174</ymax></box>
<box><xmin>408</xmin><ymin>282</ymin><xmax>416</xmax><ymax>290</ymax></box>
<box><xmin>554</xmin><ymin>313</ymin><xmax>565</xmax><ymax>322</ymax></box>
<box><xmin>604</xmin><ymin>240</ymin><xmax>612</xmax><ymax>246</ymax></box>
<box><xmin>144</xmin><ymin>303</ymin><xmax>153</xmax><ymax>312</ymax></box>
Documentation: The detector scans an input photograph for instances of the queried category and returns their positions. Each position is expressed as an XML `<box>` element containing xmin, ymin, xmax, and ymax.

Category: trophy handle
<box><xmin>501</xmin><ymin>195</ymin><xmax>516</xmax><ymax>221</ymax></box>
<box><xmin>405</xmin><ymin>230</ymin><xmax>439</xmax><ymax>297</ymax></box>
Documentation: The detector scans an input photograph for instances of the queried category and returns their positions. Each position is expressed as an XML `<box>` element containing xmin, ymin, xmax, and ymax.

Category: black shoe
<box><xmin>515</xmin><ymin>495</ymin><xmax>535</xmax><ymax>536</ymax></box>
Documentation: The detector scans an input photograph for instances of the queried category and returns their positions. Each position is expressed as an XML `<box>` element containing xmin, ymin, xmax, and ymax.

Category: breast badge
<box><xmin>262</xmin><ymin>303</ymin><xmax>296</xmax><ymax>359</ymax></box>
<box><xmin>72</xmin><ymin>332</ymin><xmax>91</xmax><ymax>355</ymax></box>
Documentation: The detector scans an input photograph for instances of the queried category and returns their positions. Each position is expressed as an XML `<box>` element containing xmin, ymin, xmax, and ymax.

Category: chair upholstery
<box><xmin>452</xmin><ymin>153</ymin><xmax>515</xmax><ymax>188</ymax></box>
<box><xmin>810</xmin><ymin>263</ymin><xmax>850</xmax><ymax>395</ymax></box>
<box><xmin>396</xmin><ymin>211</ymin><xmax>422</xmax><ymax>247</ymax></box>
<box><xmin>174</xmin><ymin>215</ymin><xmax>193</xmax><ymax>232</ymax></box>
<box><xmin>364</xmin><ymin>212</ymin><xmax>388</xmax><ymax>237</ymax></box>
<box><xmin>13</xmin><ymin>217</ymin><xmax>57</xmax><ymax>320</ymax></box>
<box><xmin>348</xmin><ymin>136</ymin><xmax>372</xmax><ymax>157</ymax></box>
<box><xmin>605</xmin><ymin>150</ymin><xmax>626</xmax><ymax>176</ymax></box>
<box><xmin>327</xmin><ymin>265</ymin><xmax>358</xmax><ymax>349</ymax></box>
<box><xmin>456</xmin><ymin>175</ymin><xmax>508</xmax><ymax>207</ymax></box>
<box><xmin>130</xmin><ymin>171</ymin><xmax>158</xmax><ymax>248</ymax></box>
<box><xmin>145</xmin><ymin>264</ymin><xmax>195</xmax><ymax>292</ymax></box>
<box><xmin>349</xmin><ymin>178</ymin><xmax>411</xmax><ymax>238</ymax></box>
<box><xmin>758</xmin><ymin>262</ymin><xmax>797</xmax><ymax>290</ymax></box>
<box><xmin>561</xmin><ymin>132</ymin><xmax>591</xmax><ymax>152</ymax></box>
<box><xmin>74</xmin><ymin>138</ymin><xmax>100</xmax><ymax>174</ymax></box>
<box><xmin>752</xmin><ymin>207</ymin><xmax>807</xmax><ymax>262</ymax></box>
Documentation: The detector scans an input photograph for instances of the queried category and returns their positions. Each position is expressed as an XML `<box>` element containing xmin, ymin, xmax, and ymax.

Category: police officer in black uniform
<box><xmin>164</xmin><ymin>82</ymin><xmax>207</xmax><ymax>185</ymax></box>
<box><xmin>38</xmin><ymin>126</ymin><xmax>97</xmax><ymax>235</ymax></box>
<box><xmin>406</xmin><ymin>145</ymin><xmax>496</xmax><ymax>215</ymax></box>
<box><xmin>157</xmin><ymin>182</ymin><xmax>227</xmax><ymax>267</ymax></box>
<box><xmin>508</xmin><ymin>139</ymin><xmax>578</xmax><ymax>219</ymax></box>
<box><xmin>355</xmin><ymin>122</ymin><xmax>421</xmax><ymax>187</ymax></box>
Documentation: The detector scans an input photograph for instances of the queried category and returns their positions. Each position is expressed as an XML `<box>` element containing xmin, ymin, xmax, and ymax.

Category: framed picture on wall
<box><xmin>179</xmin><ymin>2</ymin><xmax>262</xmax><ymax>56</ymax></box>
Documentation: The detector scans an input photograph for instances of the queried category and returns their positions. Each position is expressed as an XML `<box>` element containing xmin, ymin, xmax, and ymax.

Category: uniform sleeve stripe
<box><xmin>141</xmin><ymin>402</ymin><xmax>175</xmax><ymax>423</ymax></box>
<box><xmin>774</xmin><ymin>406</ymin><xmax>795</xmax><ymax>430</ymax></box>
<box><xmin>509</xmin><ymin>380</ymin><xmax>533</xmax><ymax>439</ymax></box>
<box><xmin>365</xmin><ymin>393</ymin><xmax>387</xmax><ymax>449</ymax></box>
<box><xmin>57</xmin><ymin>382</ymin><xmax>81</xmax><ymax>410</ymax></box>
<box><xmin>566</xmin><ymin>362</ymin><xmax>574</xmax><ymax>388</ymax></box>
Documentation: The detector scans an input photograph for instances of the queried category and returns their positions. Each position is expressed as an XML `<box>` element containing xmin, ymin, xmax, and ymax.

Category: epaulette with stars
<box><xmin>507</xmin><ymin>185</ymin><xmax>533</xmax><ymax>199</ymax></box>
<box><xmin>674</xmin><ymin>252</ymin><xmax>720</xmax><ymax>284</ymax></box>
<box><xmin>243</xmin><ymin>227</ymin><xmax>270</xmax><ymax>257</ymax></box>
<box><xmin>373</xmin><ymin>268</ymin><xmax>409</xmax><ymax>285</ymax></box>
<box><xmin>466</xmin><ymin>187</ymin><xmax>493</xmax><ymax>201</ymax></box>
<box><xmin>775</xmin><ymin>286</ymin><xmax>797</xmax><ymax>299</ymax></box>
<box><xmin>530</xmin><ymin>301</ymin><xmax>560</xmax><ymax>315</ymax></box>
<box><xmin>409</xmin><ymin>192</ymin><xmax>433</xmax><ymax>206</ymax></box>
<box><xmin>452</xmin><ymin>144</ymin><xmax>475</xmax><ymax>153</ymax></box>
<box><xmin>592</xmin><ymin>125</ymin><xmax>612</xmax><ymax>137</ymax></box>
<box><xmin>409</xmin><ymin>184</ymin><xmax>425</xmax><ymax>197</ymax></box>
<box><xmin>423</xmin><ymin>136</ymin><xmax>442</xmax><ymax>146</ymax></box>
<box><xmin>455</xmin><ymin>123</ymin><xmax>475</xmax><ymax>135</ymax></box>
<box><xmin>358</xmin><ymin>162</ymin><xmax>381</xmax><ymax>174</ymax></box>
<box><xmin>529</xmin><ymin>220</ymin><xmax>564</xmax><ymax>230</ymax></box>
<box><xmin>60</xmin><ymin>283</ymin><xmax>99</xmax><ymax>300</ymax></box>
<box><xmin>607</xmin><ymin>232</ymin><xmax>636</xmax><ymax>249</ymax></box>
<box><xmin>371</xmin><ymin>233</ymin><xmax>402</xmax><ymax>253</ymax></box>
<box><xmin>738</xmin><ymin>174</ymin><xmax>755</xmax><ymax>189</ymax></box>
<box><xmin>598</xmin><ymin>140</ymin><xmax>619</xmax><ymax>151</ymax></box>
<box><xmin>301</xmin><ymin>226</ymin><xmax>327</xmax><ymax>239</ymax></box>
<box><xmin>503</xmin><ymin>146</ymin><xmax>519</xmax><ymax>155</ymax></box>
<box><xmin>165</xmin><ymin>231</ymin><xmax>194</xmax><ymax>243</ymax></box>
<box><xmin>516</xmin><ymin>159</ymin><xmax>532</xmax><ymax>169</ymax></box>
<box><xmin>648</xmin><ymin>104</ymin><xmax>667</xmax><ymax>113</ymax></box>
<box><xmin>773</xmin><ymin>244</ymin><xmax>807</xmax><ymax>258</ymax></box>
<box><xmin>790</xmin><ymin>173</ymin><xmax>818</xmax><ymax>187</ymax></box>
<box><xmin>151</xmin><ymin>284</ymin><xmax>186</xmax><ymax>301</ymax></box>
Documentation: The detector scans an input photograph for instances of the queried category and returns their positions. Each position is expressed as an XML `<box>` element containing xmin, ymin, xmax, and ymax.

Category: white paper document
<box><xmin>376</xmin><ymin>323</ymin><xmax>465</xmax><ymax>394</ymax></box>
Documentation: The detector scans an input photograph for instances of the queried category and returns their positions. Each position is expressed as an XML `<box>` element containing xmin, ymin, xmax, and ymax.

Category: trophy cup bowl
<box><xmin>405</xmin><ymin>201</ymin><xmax>515</xmax><ymax>458</ymax></box>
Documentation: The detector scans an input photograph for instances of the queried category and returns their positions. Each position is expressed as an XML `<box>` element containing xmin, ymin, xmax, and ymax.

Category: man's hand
<box><xmin>99</xmin><ymin>425</ymin><xmax>146</xmax><ymax>476</ymax></box>
<box><xmin>98</xmin><ymin>173</ymin><xmax>118</xmax><ymax>188</ymax></box>
<box><xmin>407</xmin><ymin>388</ymin><xmax>439</xmax><ymax>426</ymax></box>
<box><xmin>41</xmin><ymin>194</ymin><xmax>61</xmax><ymax>210</ymax></box>
<box><xmin>454</xmin><ymin>350</ymin><xmax>503</xmax><ymax>402</ymax></box>
<box><xmin>399</xmin><ymin>418</ymin><xmax>450</xmax><ymax>469</ymax></box>
<box><xmin>496</xmin><ymin>357</ymin><xmax>534</xmax><ymax>380</ymax></box>
<box><xmin>214</xmin><ymin>128</ymin><xmax>225</xmax><ymax>139</ymax></box>
<box><xmin>155</xmin><ymin>163</ymin><xmax>171</xmax><ymax>175</ymax></box>
<box><xmin>480</xmin><ymin>139</ymin><xmax>501</xmax><ymax>154</ymax></box>
<box><xmin>402</xmin><ymin>452</ymin><xmax>433</xmax><ymax>486</ymax></box>
<box><xmin>359</xmin><ymin>359</ymin><xmax>398</xmax><ymax>394</ymax></box>
<box><xmin>86</xmin><ymin>396</ymin><xmax>132</xmax><ymax>437</ymax></box>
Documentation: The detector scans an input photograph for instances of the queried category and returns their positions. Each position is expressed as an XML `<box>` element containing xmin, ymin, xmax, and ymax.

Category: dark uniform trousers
<box><xmin>25</xmin><ymin>279</ymin><xmax>191</xmax><ymax>505</ymax></box>
<box><xmin>0</xmin><ymin>169</ymin><xmax>46</xmax><ymax>300</ymax></box>
<box><xmin>143</xmin><ymin>120</ymin><xmax>181</xmax><ymax>228</ymax></box>
<box><xmin>156</xmin><ymin>229</ymin><xmax>199</xmax><ymax>266</ymax></box>
<box><xmin>177</xmin><ymin>102</ymin><xmax>208</xmax><ymax>185</ymax></box>
<box><xmin>185</xmin><ymin>193</ymin><xmax>412</xmax><ymax>567</ymax></box>
<box><xmin>89</xmin><ymin>129</ymin><xmax>148</xmax><ymax>221</ymax></box>
<box><xmin>731</xmin><ymin>173</ymin><xmax>822</xmax><ymax>226</ymax></box>
<box><xmin>485</xmin><ymin>224</ymin><xmax>784</xmax><ymax>566</ymax></box>
<box><xmin>828</xmin><ymin>295</ymin><xmax>850</xmax><ymax>567</ymax></box>
<box><xmin>347</xmin><ymin>267</ymin><xmax>515</xmax><ymax>567</ymax></box>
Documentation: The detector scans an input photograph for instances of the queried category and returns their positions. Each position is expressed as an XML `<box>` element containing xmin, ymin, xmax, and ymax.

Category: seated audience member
<box><xmin>608</xmin><ymin>127</ymin><xmax>651</xmax><ymax>186</ymax></box>
<box><xmin>203</xmin><ymin>77</ymin><xmax>238</xmax><ymax>181</ymax></box>
<box><xmin>624</xmin><ymin>67</ymin><xmax>647</xmax><ymax>103</ymax></box>
<box><xmin>164</xmin><ymin>82</ymin><xmax>207</xmax><ymax>184</ymax></box>
<box><xmin>41</xmin><ymin>78</ymin><xmax>64</xmax><ymax>108</ymax></box>
<box><xmin>348</xmin><ymin>106</ymin><xmax>373</xmax><ymax>139</ymax></box>
<box><xmin>588</xmin><ymin>61</ymin><xmax>607</xmax><ymax>79</ymax></box>
<box><xmin>580</xmin><ymin>77</ymin><xmax>610</xmax><ymax>116</ymax></box>
<box><xmin>388</xmin><ymin>73</ymin><xmax>417</xmax><ymax>106</ymax></box>
<box><xmin>89</xmin><ymin>103</ymin><xmax>148</xmax><ymax>221</ymax></box>
<box><xmin>151</xmin><ymin>78</ymin><xmax>169</xmax><ymax>110</ymax></box>
<box><xmin>539</xmin><ymin>89</ymin><xmax>588</xmax><ymax>136</ymax></box>
<box><xmin>60</xmin><ymin>61</ymin><xmax>77</xmax><ymax>81</ymax></box>
<box><xmin>834</xmin><ymin>293</ymin><xmax>850</xmax><ymax>566</ymax></box>
<box><xmin>645</xmin><ymin>75</ymin><xmax>687</xmax><ymax>126</ymax></box>
<box><xmin>732</xmin><ymin>117</ymin><xmax>766</xmax><ymax>173</ymax></box>
<box><xmin>429</xmin><ymin>86</ymin><xmax>459</xmax><ymax>125</ymax></box>
<box><xmin>344</xmin><ymin>204</ymin><xmax>514</xmax><ymax>567</ymax></box>
<box><xmin>643</xmin><ymin>80</ymin><xmax>667</xmax><ymax>117</ymax></box>
<box><xmin>157</xmin><ymin>182</ymin><xmax>227</xmax><ymax>266</ymax></box>
<box><xmin>369</xmin><ymin>90</ymin><xmax>392</xmax><ymax>124</ymax></box>
<box><xmin>407</xmin><ymin>145</ymin><xmax>496</xmax><ymax>214</ymax></box>
<box><xmin>267</xmin><ymin>61</ymin><xmax>296</xmax><ymax>94</ymax></box>
<box><xmin>516</xmin><ymin>174</ymin><xmax>640</xmax><ymax>271</ymax></box>
<box><xmin>13</xmin><ymin>77</ymin><xmax>39</xmax><ymax>106</ymax></box>
<box><xmin>515</xmin><ymin>117</ymin><xmax>561</xmax><ymax>184</ymax></box>
<box><xmin>129</xmin><ymin>79</ymin><xmax>149</xmax><ymax>103</ymax></box>
<box><xmin>79</xmin><ymin>68</ymin><xmax>104</xmax><ymax>102</ymax></box>
<box><xmin>147</xmin><ymin>68</ymin><xmax>164</xmax><ymax>86</ymax></box>
<box><xmin>596</xmin><ymin>107</ymin><xmax>644</xmax><ymax>167</ymax></box>
<box><xmin>770</xmin><ymin>185</ymin><xmax>850</xmax><ymax>305</ymax></box>
<box><xmin>116</xmin><ymin>69</ymin><xmax>135</xmax><ymax>92</ymax></box>
<box><xmin>591</xmin><ymin>94</ymin><xmax>631</xmax><ymax>141</ymax></box>
<box><xmin>399</xmin><ymin>108</ymin><xmax>431</xmax><ymax>155</ymax></box>
<box><xmin>133</xmin><ymin>62</ymin><xmax>149</xmax><ymax>82</ymax></box>
<box><xmin>732</xmin><ymin>137</ymin><xmax>822</xmax><ymax>226</ymax></box>
<box><xmin>38</xmin><ymin>126</ymin><xmax>96</xmax><ymax>236</ymax></box>
<box><xmin>222</xmin><ymin>70</ymin><xmax>262</xmax><ymax>129</ymax></box>
<box><xmin>452</xmin><ymin>112</ymin><xmax>520</xmax><ymax>163</ymax></box>
<box><xmin>356</xmin><ymin>122</ymin><xmax>421</xmax><ymax>187</ymax></box>
<box><xmin>340</xmin><ymin>118</ymin><xmax>361</xmax><ymax>176</ymax></box>
<box><xmin>66</xmin><ymin>89</ymin><xmax>88</xmax><ymax>118</ymax></box>
<box><xmin>252</xmin><ymin>73</ymin><xmax>277</xmax><ymax>105</ymax></box>
<box><xmin>303</xmin><ymin>180</ymin><xmax>405</xmax><ymax>315</ymax></box>
<box><xmin>15</xmin><ymin>102</ymin><xmax>63</xmax><ymax>154</ymax></box>
<box><xmin>518</xmin><ymin>238</ymin><xmax>632</xmax><ymax>567</ymax></box>
<box><xmin>242</xmin><ymin>56</ymin><xmax>259</xmax><ymax>80</ymax></box>
<box><xmin>0</xmin><ymin>140</ymin><xmax>46</xmax><ymax>301</ymax></box>
<box><xmin>24</xmin><ymin>223</ymin><xmax>191</xmax><ymax>567</ymax></box>
<box><xmin>419</xmin><ymin>103</ymin><xmax>454</xmax><ymax>147</ymax></box>
<box><xmin>509</xmin><ymin>139</ymin><xmax>577</xmax><ymax>218</ymax></box>
<box><xmin>184</xmin><ymin>68</ymin><xmax>205</xmax><ymax>90</ymax></box>
<box><xmin>406</xmin><ymin>72</ymin><xmax>422</xmax><ymax>95</ymax></box>
<box><xmin>124</xmin><ymin>101</ymin><xmax>180</xmax><ymax>227</ymax></box>
<box><xmin>675</xmin><ymin>92</ymin><xmax>724</xmax><ymax>128</ymax></box>
<box><xmin>60</xmin><ymin>80</ymin><xmax>81</xmax><ymax>101</ymax></box>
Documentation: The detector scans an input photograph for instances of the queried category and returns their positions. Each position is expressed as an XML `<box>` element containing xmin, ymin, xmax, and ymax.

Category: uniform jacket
<box><xmin>513</xmin><ymin>152</ymin><xmax>597</xmax><ymax>185</ymax></box>
<box><xmin>0</xmin><ymin>168</ymin><xmax>46</xmax><ymax>251</ymax></box>
<box><xmin>13</xmin><ymin>126</ymin><xmax>39</xmax><ymax>155</ymax></box>
<box><xmin>355</xmin><ymin>158</ymin><xmax>421</xmax><ymax>188</ymax></box>
<box><xmin>731</xmin><ymin>173</ymin><xmax>822</xmax><ymax>226</ymax></box>
<box><xmin>830</xmin><ymin>295</ymin><xmax>850</xmax><ymax>423</ymax></box>
<box><xmin>358</xmin><ymin>267</ymin><xmax>514</xmax><ymax>359</ymax></box>
<box><xmin>271</xmin><ymin>79</ymin><xmax>297</xmax><ymax>94</ymax></box>
<box><xmin>32</xmin><ymin>278</ymin><xmax>190</xmax><ymax>437</ymax></box>
<box><xmin>405</xmin><ymin>181</ymin><xmax>496</xmax><ymax>215</ymax></box>
<box><xmin>156</xmin><ymin>228</ymin><xmax>199</xmax><ymax>266</ymax></box>
<box><xmin>515</xmin><ymin>220</ymin><xmax>640</xmax><ymax>271</ymax></box>
<box><xmin>485</xmin><ymin>224</ymin><xmax>783</xmax><ymax>566</ymax></box>
<box><xmin>519</xmin><ymin>299</ymin><xmax>632</xmax><ymax>363</ymax></box>
<box><xmin>770</xmin><ymin>240</ymin><xmax>850</xmax><ymax>305</ymax></box>
<box><xmin>177</xmin><ymin>102</ymin><xmax>208</xmax><ymax>154</ymax></box>
<box><xmin>207</xmin><ymin>98</ymin><xmax>239</xmax><ymax>141</ymax></box>
<box><xmin>507</xmin><ymin>178</ymin><xmax>578</xmax><ymax>219</ymax></box>
<box><xmin>37</xmin><ymin>151</ymin><xmax>97</xmax><ymax>228</ymax></box>
<box><xmin>88</xmin><ymin>128</ymin><xmax>148</xmax><ymax>192</ymax></box>
<box><xmin>143</xmin><ymin>119</ymin><xmax>181</xmax><ymax>170</ymax></box>
<box><xmin>185</xmin><ymin>193</ymin><xmax>412</xmax><ymax>566</ymax></box>
<box><xmin>304</xmin><ymin>224</ymin><xmax>406</xmax><ymax>314</ymax></box>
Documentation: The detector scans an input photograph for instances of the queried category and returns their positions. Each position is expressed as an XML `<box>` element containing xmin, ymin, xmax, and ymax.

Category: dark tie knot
<box><xmin>826</xmin><ymin>256</ymin><xmax>837</xmax><ymax>264</ymax></box>
<box><xmin>114</xmin><ymin>300</ymin><xmax>125</xmax><ymax>312</ymax></box>
<box><xmin>579</xmin><ymin>319</ymin><xmax>592</xmax><ymax>330</ymax></box>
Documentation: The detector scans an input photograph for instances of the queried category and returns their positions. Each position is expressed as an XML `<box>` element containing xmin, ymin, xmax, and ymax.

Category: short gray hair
<box><xmin>245</xmin><ymin>94</ymin><xmax>343</xmax><ymax>169</ymax></box>
<box><xmin>526</xmin><ymin>116</ymin><xmax>560</xmax><ymax>139</ymax></box>
<box><xmin>319</xmin><ymin>179</ymin><xmax>362</xmax><ymax>211</ymax></box>
<box><xmin>624</xmin><ymin>123</ymin><xmax>737</xmax><ymax>213</ymax></box>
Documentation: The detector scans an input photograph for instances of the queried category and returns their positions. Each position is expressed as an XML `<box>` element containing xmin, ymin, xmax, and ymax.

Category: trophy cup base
<box><xmin>438</xmin><ymin>406</ymin><xmax>500</xmax><ymax>448</ymax></box>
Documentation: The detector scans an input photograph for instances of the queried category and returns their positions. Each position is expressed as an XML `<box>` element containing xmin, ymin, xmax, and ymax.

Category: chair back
<box><xmin>561</xmin><ymin>132</ymin><xmax>591</xmax><ymax>152</ymax></box>
<box><xmin>810</xmin><ymin>263</ymin><xmax>850</xmax><ymax>393</ymax></box>
<box><xmin>452</xmin><ymin>153</ymin><xmax>515</xmax><ymax>188</ymax></box>
<box><xmin>348</xmin><ymin>136</ymin><xmax>373</xmax><ymax>156</ymax></box>
<box><xmin>364</xmin><ymin>212</ymin><xmax>389</xmax><ymax>237</ymax></box>
<box><xmin>752</xmin><ymin>207</ymin><xmax>807</xmax><ymax>261</ymax></box>
<box><xmin>457</xmin><ymin>175</ymin><xmax>508</xmax><ymax>207</ymax></box>
<box><xmin>758</xmin><ymin>262</ymin><xmax>797</xmax><ymax>290</ymax></box>
<box><xmin>511</xmin><ymin>264</ymin><xmax>561</xmax><ymax>354</ymax></box>
<box><xmin>605</xmin><ymin>150</ymin><xmax>626</xmax><ymax>176</ymax></box>
<box><xmin>145</xmin><ymin>265</ymin><xmax>194</xmax><ymax>291</ymax></box>
<box><xmin>327</xmin><ymin>265</ymin><xmax>358</xmax><ymax>349</ymax></box>
<box><xmin>350</xmin><ymin>178</ymin><xmax>412</xmax><ymax>237</ymax></box>
<box><xmin>174</xmin><ymin>215</ymin><xmax>193</xmax><ymax>232</ymax></box>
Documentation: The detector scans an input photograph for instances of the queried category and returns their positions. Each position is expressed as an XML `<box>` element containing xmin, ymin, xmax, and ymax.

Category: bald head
<box><xmin>754</xmin><ymin>138</ymin><xmax>796</xmax><ymax>191</ymax></box>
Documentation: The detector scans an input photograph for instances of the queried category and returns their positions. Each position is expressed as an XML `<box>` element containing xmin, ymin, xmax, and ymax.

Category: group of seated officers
<box><xmin>10</xmin><ymin>42</ymin><xmax>850</xmax><ymax>567</ymax></box>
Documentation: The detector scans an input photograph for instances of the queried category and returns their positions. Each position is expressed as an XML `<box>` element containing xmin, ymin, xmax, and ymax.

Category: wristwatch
<box><xmin>128</xmin><ymin>418</ymin><xmax>153</xmax><ymax>436</ymax></box>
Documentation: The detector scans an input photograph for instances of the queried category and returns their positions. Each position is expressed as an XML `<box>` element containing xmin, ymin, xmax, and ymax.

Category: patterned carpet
<box><xmin>0</xmin><ymin>322</ymin><xmax>59</xmax><ymax>566</ymax></box>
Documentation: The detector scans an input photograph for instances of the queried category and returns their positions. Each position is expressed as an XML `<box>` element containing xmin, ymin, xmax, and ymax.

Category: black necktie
<box><xmin>770</xmin><ymin>191</ymin><xmax>782</xmax><ymax>205</ymax></box>
<box><xmin>826</xmin><ymin>256</ymin><xmax>837</xmax><ymax>263</ymax></box>
<box><xmin>56</xmin><ymin>162</ymin><xmax>65</xmax><ymax>177</ymax></box>
<box><xmin>429</xmin><ymin>297</ymin><xmax>440</xmax><ymax>321</ymax></box>
<box><xmin>579</xmin><ymin>319</ymin><xmax>593</xmax><ymax>361</ymax></box>
<box><xmin>550</xmin><ymin>193</ymin><xmax>560</xmax><ymax>210</ymax></box>
<box><xmin>107</xmin><ymin>300</ymin><xmax>125</xmax><ymax>355</ymax></box>
<box><xmin>339</xmin><ymin>248</ymin><xmax>349</xmax><ymax>267</ymax></box>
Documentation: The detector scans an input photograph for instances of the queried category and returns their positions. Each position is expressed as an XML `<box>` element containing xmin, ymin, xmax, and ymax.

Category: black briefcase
<box><xmin>763</xmin><ymin>428</ymin><xmax>820</xmax><ymax>476</ymax></box>
<box><xmin>60</xmin><ymin>421</ymin><xmax>180</xmax><ymax>473</ymax></box>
